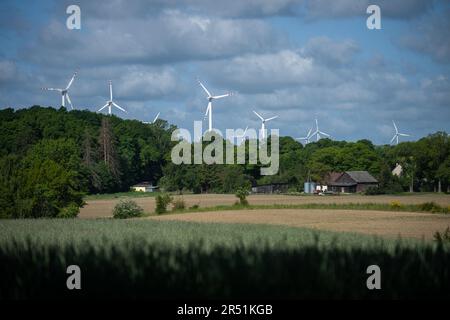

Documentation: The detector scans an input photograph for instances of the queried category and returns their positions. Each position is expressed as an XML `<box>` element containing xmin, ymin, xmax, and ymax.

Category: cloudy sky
<box><xmin>0</xmin><ymin>0</ymin><xmax>449</xmax><ymax>144</ymax></box>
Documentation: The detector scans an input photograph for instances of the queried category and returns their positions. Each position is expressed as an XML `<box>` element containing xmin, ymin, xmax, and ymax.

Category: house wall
<box><xmin>132</xmin><ymin>187</ymin><xmax>146</xmax><ymax>192</ymax></box>
<box><xmin>356</xmin><ymin>183</ymin><xmax>378</xmax><ymax>193</ymax></box>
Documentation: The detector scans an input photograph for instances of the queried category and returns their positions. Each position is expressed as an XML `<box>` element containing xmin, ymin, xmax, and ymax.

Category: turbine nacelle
<box><xmin>98</xmin><ymin>80</ymin><xmax>127</xmax><ymax>115</ymax></box>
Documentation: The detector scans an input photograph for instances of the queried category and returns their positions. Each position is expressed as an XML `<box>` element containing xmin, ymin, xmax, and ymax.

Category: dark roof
<box><xmin>324</xmin><ymin>172</ymin><xmax>343</xmax><ymax>184</ymax></box>
<box><xmin>345</xmin><ymin>171</ymin><xmax>378</xmax><ymax>183</ymax></box>
<box><xmin>132</xmin><ymin>181</ymin><xmax>154</xmax><ymax>187</ymax></box>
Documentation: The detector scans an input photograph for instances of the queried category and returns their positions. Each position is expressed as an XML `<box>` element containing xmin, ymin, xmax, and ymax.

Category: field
<box><xmin>80</xmin><ymin>193</ymin><xmax>450</xmax><ymax>240</ymax></box>
<box><xmin>1</xmin><ymin>218</ymin><xmax>450</xmax><ymax>299</ymax></box>
<box><xmin>2</xmin><ymin>193</ymin><xmax>450</xmax><ymax>299</ymax></box>
<box><xmin>79</xmin><ymin>193</ymin><xmax>450</xmax><ymax>218</ymax></box>
<box><xmin>151</xmin><ymin>209</ymin><xmax>450</xmax><ymax>240</ymax></box>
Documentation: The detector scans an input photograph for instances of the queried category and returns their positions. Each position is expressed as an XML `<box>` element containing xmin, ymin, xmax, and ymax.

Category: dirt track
<box><xmin>79</xmin><ymin>193</ymin><xmax>450</xmax><ymax>219</ymax></box>
<box><xmin>149</xmin><ymin>209</ymin><xmax>450</xmax><ymax>240</ymax></box>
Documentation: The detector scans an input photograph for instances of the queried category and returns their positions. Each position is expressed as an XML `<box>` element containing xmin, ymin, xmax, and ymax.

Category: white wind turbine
<box><xmin>296</xmin><ymin>127</ymin><xmax>313</xmax><ymax>144</ymax></box>
<box><xmin>253</xmin><ymin>110</ymin><xmax>278</xmax><ymax>140</ymax></box>
<box><xmin>391</xmin><ymin>120</ymin><xmax>410</xmax><ymax>145</ymax></box>
<box><xmin>236</xmin><ymin>126</ymin><xmax>248</xmax><ymax>144</ymax></box>
<box><xmin>198</xmin><ymin>79</ymin><xmax>232</xmax><ymax>132</ymax></box>
<box><xmin>311</xmin><ymin>119</ymin><xmax>331</xmax><ymax>141</ymax></box>
<box><xmin>98</xmin><ymin>80</ymin><xmax>127</xmax><ymax>115</ymax></box>
<box><xmin>143</xmin><ymin>112</ymin><xmax>160</xmax><ymax>124</ymax></box>
<box><xmin>42</xmin><ymin>71</ymin><xmax>77</xmax><ymax>109</ymax></box>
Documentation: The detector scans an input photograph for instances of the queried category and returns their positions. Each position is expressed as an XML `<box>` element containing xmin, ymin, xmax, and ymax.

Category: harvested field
<box><xmin>79</xmin><ymin>193</ymin><xmax>450</xmax><ymax>218</ymax></box>
<box><xmin>150</xmin><ymin>209</ymin><xmax>450</xmax><ymax>240</ymax></box>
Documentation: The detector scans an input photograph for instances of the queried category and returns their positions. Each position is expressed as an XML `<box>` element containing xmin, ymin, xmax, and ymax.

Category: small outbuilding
<box><xmin>327</xmin><ymin>171</ymin><xmax>378</xmax><ymax>193</ymax></box>
<box><xmin>131</xmin><ymin>182</ymin><xmax>159</xmax><ymax>193</ymax></box>
<box><xmin>251</xmin><ymin>183</ymin><xmax>289</xmax><ymax>194</ymax></box>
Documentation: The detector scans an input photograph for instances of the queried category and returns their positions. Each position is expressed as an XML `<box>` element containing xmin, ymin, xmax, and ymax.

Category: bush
<box><xmin>389</xmin><ymin>201</ymin><xmax>403</xmax><ymax>209</ymax></box>
<box><xmin>235</xmin><ymin>187</ymin><xmax>250</xmax><ymax>206</ymax></box>
<box><xmin>172</xmin><ymin>198</ymin><xmax>186</xmax><ymax>211</ymax></box>
<box><xmin>57</xmin><ymin>203</ymin><xmax>80</xmax><ymax>218</ymax></box>
<box><xmin>113</xmin><ymin>200</ymin><xmax>144</xmax><ymax>219</ymax></box>
<box><xmin>364</xmin><ymin>186</ymin><xmax>384</xmax><ymax>195</ymax></box>
<box><xmin>434</xmin><ymin>227</ymin><xmax>450</xmax><ymax>244</ymax></box>
<box><xmin>155</xmin><ymin>193</ymin><xmax>172</xmax><ymax>214</ymax></box>
<box><xmin>419</xmin><ymin>202</ymin><xmax>442</xmax><ymax>213</ymax></box>
<box><xmin>190</xmin><ymin>204</ymin><xmax>199</xmax><ymax>210</ymax></box>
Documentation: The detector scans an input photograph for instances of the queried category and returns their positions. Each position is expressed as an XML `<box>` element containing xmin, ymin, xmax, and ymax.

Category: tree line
<box><xmin>0</xmin><ymin>106</ymin><xmax>448</xmax><ymax>218</ymax></box>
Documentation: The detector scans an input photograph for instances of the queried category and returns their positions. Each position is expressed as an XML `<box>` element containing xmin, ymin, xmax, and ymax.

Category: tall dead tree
<box><xmin>98</xmin><ymin>118</ymin><xmax>120</xmax><ymax>178</ymax></box>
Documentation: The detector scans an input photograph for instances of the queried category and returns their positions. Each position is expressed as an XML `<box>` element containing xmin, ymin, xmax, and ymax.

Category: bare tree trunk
<box><xmin>99</xmin><ymin>118</ymin><xmax>120</xmax><ymax>178</ymax></box>
<box><xmin>438</xmin><ymin>179</ymin><xmax>442</xmax><ymax>193</ymax></box>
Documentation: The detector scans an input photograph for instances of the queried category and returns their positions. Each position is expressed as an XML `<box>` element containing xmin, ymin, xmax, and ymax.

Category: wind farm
<box><xmin>1</xmin><ymin>0</ymin><xmax>449</xmax><ymax>303</ymax></box>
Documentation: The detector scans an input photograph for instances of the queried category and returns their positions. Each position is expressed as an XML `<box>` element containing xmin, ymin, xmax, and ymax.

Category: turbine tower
<box><xmin>42</xmin><ymin>71</ymin><xmax>77</xmax><ymax>109</ymax></box>
<box><xmin>253</xmin><ymin>110</ymin><xmax>278</xmax><ymax>140</ymax></box>
<box><xmin>391</xmin><ymin>120</ymin><xmax>410</xmax><ymax>145</ymax></box>
<box><xmin>98</xmin><ymin>80</ymin><xmax>127</xmax><ymax>115</ymax></box>
<box><xmin>296</xmin><ymin>127</ymin><xmax>313</xmax><ymax>144</ymax></box>
<box><xmin>311</xmin><ymin>119</ymin><xmax>331</xmax><ymax>141</ymax></box>
<box><xmin>198</xmin><ymin>79</ymin><xmax>232</xmax><ymax>132</ymax></box>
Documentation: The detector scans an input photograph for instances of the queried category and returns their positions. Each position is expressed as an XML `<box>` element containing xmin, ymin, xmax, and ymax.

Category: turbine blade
<box><xmin>65</xmin><ymin>72</ymin><xmax>77</xmax><ymax>90</ymax></box>
<box><xmin>253</xmin><ymin>110</ymin><xmax>264</xmax><ymax>121</ymax></box>
<box><xmin>98</xmin><ymin>103</ymin><xmax>109</xmax><ymax>112</ymax></box>
<box><xmin>112</xmin><ymin>102</ymin><xmax>127</xmax><ymax>113</ymax></box>
<box><xmin>307</xmin><ymin>128</ymin><xmax>313</xmax><ymax>138</ymax></box>
<box><xmin>265</xmin><ymin>116</ymin><xmax>278</xmax><ymax>122</ymax></box>
<box><xmin>204</xmin><ymin>102</ymin><xmax>211</xmax><ymax>118</ymax></box>
<box><xmin>109</xmin><ymin>80</ymin><xmax>113</xmax><ymax>101</ymax></box>
<box><xmin>319</xmin><ymin>131</ymin><xmax>330</xmax><ymax>137</ymax></box>
<box><xmin>42</xmin><ymin>87</ymin><xmax>62</xmax><ymax>92</ymax></box>
<box><xmin>153</xmin><ymin>112</ymin><xmax>160</xmax><ymax>123</ymax></box>
<box><xmin>398</xmin><ymin>133</ymin><xmax>410</xmax><ymax>137</ymax></box>
<box><xmin>65</xmin><ymin>93</ymin><xmax>73</xmax><ymax>110</ymax></box>
<box><xmin>392</xmin><ymin>120</ymin><xmax>398</xmax><ymax>133</ymax></box>
<box><xmin>197</xmin><ymin>79</ymin><xmax>212</xmax><ymax>97</ymax></box>
<box><xmin>212</xmin><ymin>93</ymin><xmax>230</xmax><ymax>99</ymax></box>
<box><xmin>390</xmin><ymin>135</ymin><xmax>397</xmax><ymax>144</ymax></box>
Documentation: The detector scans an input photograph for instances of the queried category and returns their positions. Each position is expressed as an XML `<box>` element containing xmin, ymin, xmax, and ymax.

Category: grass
<box><xmin>164</xmin><ymin>201</ymin><xmax>450</xmax><ymax>216</ymax></box>
<box><xmin>0</xmin><ymin>219</ymin><xmax>419</xmax><ymax>250</ymax></box>
<box><xmin>0</xmin><ymin>219</ymin><xmax>449</xmax><ymax>299</ymax></box>
<box><xmin>84</xmin><ymin>191</ymin><xmax>160</xmax><ymax>200</ymax></box>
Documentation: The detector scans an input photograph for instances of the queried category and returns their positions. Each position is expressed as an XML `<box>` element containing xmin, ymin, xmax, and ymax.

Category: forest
<box><xmin>0</xmin><ymin>106</ymin><xmax>449</xmax><ymax>218</ymax></box>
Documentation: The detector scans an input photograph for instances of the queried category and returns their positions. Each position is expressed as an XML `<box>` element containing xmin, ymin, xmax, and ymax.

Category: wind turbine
<box><xmin>253</xmin><ymin>110</ymin><xmax>278</xmax><ymax>140</ymax></box>
<box><xmin>391</xmin><ymin>120</ymin><xmax>410</xmax><ymax>145</ymax></box>
<box><xmin>143</xmin><ymin>112</ymin><xmax>160</xmax><ymax>124</ymax></box>
<box><xmin>236</xmin><ymin>126</ymin><xmax>248</xmax><ymax>144</ymax></box>
<box><xmin>42</xmin><ymin>71</ymin><xmax>77</xmax><ymax>109</ymax></box>
<box><xmin>296</xmin><ymin>127</ymin><xmax>313</xmax><ymax>144</ymax></box>
<box><xmin>98</xmin><ymin>80</ymin><xmax>127</xmax><ymax>115</ymax></box>
<box><xmin>311</xmin><ymin>119</ymin><xmax>331</xmax><ymax>141</ymax></box>
<box><xmin>198</xmin><ymin>79</ymin><xmax>232</xmax><ymax>132</ymax></box>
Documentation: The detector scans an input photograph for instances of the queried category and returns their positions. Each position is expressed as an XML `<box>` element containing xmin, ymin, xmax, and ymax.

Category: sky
<box><xmin>0</xmin><ymin>0</ymin><xmax>449</xmax><ymax>145</ymax></box>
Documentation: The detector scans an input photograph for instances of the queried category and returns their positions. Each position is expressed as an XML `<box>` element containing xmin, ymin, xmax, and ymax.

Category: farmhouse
<box><xmin>131</xmin><ymin>181</ymin><xmax>159</xmax><ymax>193</ymax></box>
<box><xmin>327</xmin><ymin>171</ymin><xmax>378</xmax><ymax>193</ymax></box>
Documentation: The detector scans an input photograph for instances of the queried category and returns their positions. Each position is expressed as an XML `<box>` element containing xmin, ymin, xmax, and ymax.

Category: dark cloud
<box><xmin>399</xmin><ymin>9</ymin><xmax>450</xmax><ymax>64</ymax></box>
<box><xmin>302</xmin><ymin>0</ymin><xmax>433</xmax><ymax>20</ymax></box>
<box><xmin>23</xmin><ymin>10</ymin><xmax>282</xmax><ymax>67</ymax></box>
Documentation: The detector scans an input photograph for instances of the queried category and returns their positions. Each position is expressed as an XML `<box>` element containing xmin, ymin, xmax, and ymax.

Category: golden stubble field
<box><xmin>79</xmin><ymin>193</ymin><xmax>450</xmax><ymax>219</ymax></box>
<box><xmin>79</xmin><ymin>193</ymin><xmax>450</xmax><ymax>239</ymax></box>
